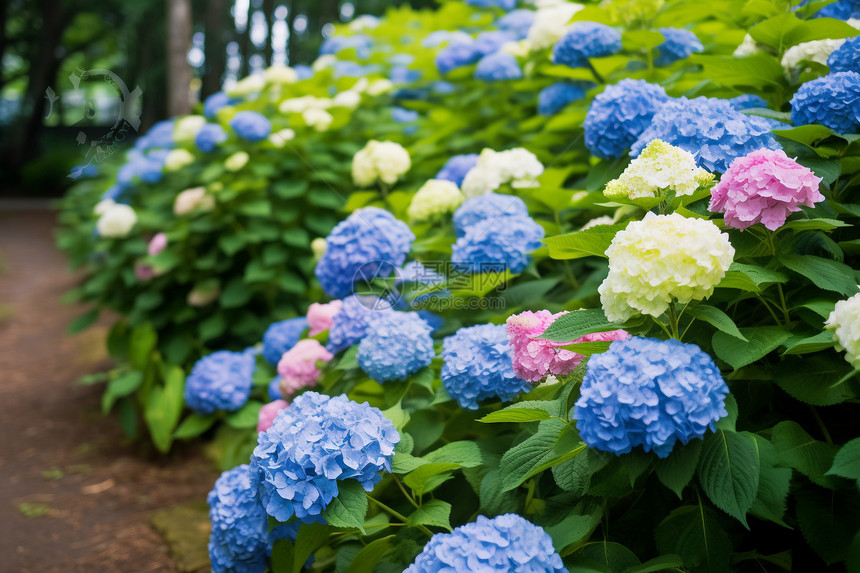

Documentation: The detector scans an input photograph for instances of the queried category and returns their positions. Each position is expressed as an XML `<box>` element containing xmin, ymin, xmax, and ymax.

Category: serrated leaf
<box><xmin>552</xmin><ymin>449</ymin><xmax>608</xmax><ymax>495</ymax></box>
<box><xmin>779</xmin><ymin>253</ymin><xmax>859</xmax><ymax>297</ymax></box>
<box><xmin>655</xmin><ymin>505</ymin><xmax>732</xmax><ymax>573</ymax></box>
<box><xmin>782</xmin><ymin>218</ymin><xmax>850</xmax><ymax>232</ymax></box>
<box><xmin>749</xmin><ymin>435</ymin><xmax>792</xmax><ymax>528</ymax></box>
<box><xmin>827</xmin><ymin>437</ymin><xmax>860</xmax><ymax>480</ymax></box>
<box><xmin>406</xmin><ymin>499</ymin><xmax>452</xmax><ymax>531</ymax></box>
<box><xmin>781</xmin><ymin>330</ymin><xmax>834</xmax><ymax>355</ymax></box>
<box><xmin>480</xmin><ymin>408</ymin><xmax>551</xmax><ymax>424</ymax></box>
<box><xmin>697</xmin><ymin>430</ymin><xmax>760</xmax><ymax>527</ymax></box>
<box><xmin>656</xmin><ymin>439</ymin><xmax>703</xmax><ymax>499</ymax></box>
<box><xmin>545</xmin><ymin>502</ymin><xmax>603</xmax><ymax>553</ymax></box>
<box><xmin>404</xmin><ymin>463</ymin><xmax>460</xmax><ymax>496</ymax></box>
<box><xmin>224</xmin><ymin>401</ymin><xmax>263</xmax><ymax>429</ymax></box>
<box><xmin>687</xmin><ymin>305</ymin><xmax>746</xmax><ymax>341</ymax></box>
<box><xmin>424</xmin><ymin>441</ymin><xmax>483</xmax><ymax>467</ymax></box>
<box><xmin>772</xmin><ymin>420</ymin><xmax>840</xmax><ymax>488</ymax></box>
<box><xmin>559</xmin><ymin>341</ymin><xmax>613</xmax><ymax>355</ymax></box>
<box><xmin>293</xmin><ymin>523</ymin><xmax>330</xmax><ymax>572</ymax></box>
<box><xmin>544</xmin><ymin>224</ymin><xmax>627</xmax><ymax>260</ymax></box>
<box><xmin>346</xmin><ymin>535</ymin><xmax>395</xmax><ymax>573</ymax></box>
<box><xmin>712</xmin><ymin>327</ymin><xmax>791</xmax><ymax>370</ymax></box>
<box><xmin>499</xmin><ymin>419</ymin><xmax>567</xmax><ymax>491</ymax></box>
<box><xmin>480</xmin><ymin>468</ymin><xmax>521</xmax><ymax>515</ymax></box>
<box><xmin>322</xmin><ymin>480</ymin><xmax>367</xmax><ymax>532</ymax></box>
<box><xmin>540</xmin><ymin>309</ymin><xmax>622</xmax><ymax>342</ymax></box>
<box><xmin>795</xmin><ymin>483</ymin><xmax>860</xmax><ymax>564</ymax></box>
<box><xmin>774</xmin><ymin>355</ymin><xmax>856</xmax><ymax>406</ymax></box>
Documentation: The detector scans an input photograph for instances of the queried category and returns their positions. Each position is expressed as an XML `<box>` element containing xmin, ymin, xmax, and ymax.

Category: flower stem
<box><xmin>392</xmin><ymin>475</ymin><xmax>420</xmax><ymax>510</ymax></box>
<box><xmin>668</xmin><ymin>302</ymin><xmax>680</xmax><ymax>339</ymax></box>
<box><xmin>367</xmin><ymin>495</ymin><xmax>432</xmax><ymax>536</ymax></box>
<box><xmin>586</xmin><ymin>60</ymin><xmax>605</xmax><ymax>84</ymax></box>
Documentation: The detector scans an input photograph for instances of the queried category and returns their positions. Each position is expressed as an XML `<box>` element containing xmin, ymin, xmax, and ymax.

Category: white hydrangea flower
<box><xmin>604</xmin><ymin>139</ymin><xmax>714</xmax><ymax>201</ymax></box>
<box><xmin>848</xmin><ymin>18</ymin><xmax>860</xmax><ymax>29</ymax></box>
<box><xmin>174</xmin><ymin>187</ymin><xmax>215</xmax><ymax>215</ymax></box>
<box><xmin>311</xmin><ymin>237</ymin><xmax>327</xmax><ymax>260</ymax></box>
<box><xmin>367</xmin><ymin>79</ymin><xmax>394</xmax><ymax>96</ymax></box>
<box><xmin>826</xmin><ymin>293</ymin><xmax>860</xmax><ymax>369</ymax></box>
<box><xmin>264</xmin><ymin>65</ymin><xmax>298</xmax><ymax>84</ymax></box>
<box><xmin>187</xmin><ymin>285</ymin><xmax>220</xmax><ymax>306</ymax></box>
<box><xmin>93</xmin><ymin>198</ymin><xmax>115</xmax><ymax>216</ymax></box>
<box><xmin>303</xmin><ymin>108</ymin><xmax>334</xmax><ymax>131</ymax></box>
<box><xmin>734</xmin><ymin>34</ymin><xmax>760</xmax><ymax>57</ymax></box>
<box><xmin>781</xmin><ymin>39</ymin><xmax>845</xmax><ymax>82</ymax></box>
<box><xmin>279</xmin><ymin>96</ymin><xmax>332</xmax><ymax>114</ymax></box>
<box><xmin>461</xmin><ymin>147</ymin><xmax>544</xmax><ymax>197</ymax></box>
<box><xmin>225</xmin><ymin>151</ymin><xmax>249</xmax><ymax>172</ymax></box>
<box><xmin>312</xmin><ymin>54</ymin><xmax>337</xmax><ymax>71</ymax></box>
<box><xmin>349</xmin><ymin>15</ymin><xmax>380</xmax><ymax>31</ymax></box>
<box><xmin>527</xmin><ymin>2</ymin><xmax>585</xmax><ymax>50</ymax></box>
<box><xmin>228</xmin><ymin>74</ymin><xmax>265</xmax><ymax>96</ymax></box>
<box><xmin>333</xmin><ymin>90</ymin><xmax>361</xmax><ymax>108</ymax></box>
<box><xmin>173</xmin><ymin>115</ymin><xmax>206</xmax><ymax>143</ymax></box>
<box><xmin>599</xmin><ymin>212</ymin><xmax>735</xmax><ymax>321</ymax></box>
<box><xmin>268</xmin><ymin>128</ymin><xmax>296</xmax><ymax>147</ymax></box>
<box><xmin>164</xmin><ymin>148</ymin><xmax>195</xmax><ymax>171</ymax></box>
<box><xmin>407</xmin><ymin>179</ymin><xmax>464</xmax><ymax>220</ymax></box>
<box><xmin>96</xmin><ymin>204</ymin><xmax>137</xmax><ymax>238</ymax></box>
<box><xmin>581</xmin><ymin>215</ymin><xmax>615</xmax><ymax>230</ymax></box>
<box><xmin>502</xmin><ymin>40</ymin><xmax>531</xmax><ymax>58</ymax></box>
<box><xmin>351</xmin><ymin>140</ymin><xmax>411</xmax><ymax>187</ymax></box>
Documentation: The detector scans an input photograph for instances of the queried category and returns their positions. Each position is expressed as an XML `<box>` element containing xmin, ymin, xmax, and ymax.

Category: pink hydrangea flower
<box><xmin>277</xmin><ymin>339</ymin><xmax>334</xmax><ymax>396</ymax></box>
<box><xmin>148</xmin><ymin>232</ymin><xmax>168</xmax><ymax>256</ymax></box>
<box><xmin>257</xmin><ymin>399</ymin><xmax>288</xmax><ymax>433</ymax></box>
<box><xmin>709</xmin><ymin>149</ymin><xmax>823</xmax><ymax>231</ymax></box>
<box><xmin>135</xmin><ymin>263</ymin><xmax>156</xmax><ymax>281</ymax></box>
<box><xmin>506</xmin><ymin>310</ymin><xmax>629</xmax><ymax>382</ymax></box>
<box><xmin>307</xmin><ymin>300</ymin><xmax>343</xmax><ymax>336</ymax></box>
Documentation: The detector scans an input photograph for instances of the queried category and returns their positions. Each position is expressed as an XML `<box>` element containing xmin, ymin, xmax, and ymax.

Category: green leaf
<box><xmin>273</xmin><ymin>180</ymin><xmax>309</xmax><ymax>199</ymax></box>
<box><xmin>406</xmin><ymin>499</ymin><xmax>452</xmax><ymax>531</ymax></box>
<box><xmin>220</xmin><ymin>278</ymin><xmax>253</xmax><ymax>309</ymax></box>
<box><xmin>336</xmin><ymin>346</ymin><xmax>359</xmax><ymax>370</ymax></box>
<box><xmin>772</xmin><ymin>420</ymin><xmax>840</xmax><ymax>488</ymax></box>
<box><xmin>626</xmin><ymin>555</ymin><xmax>686</xmax><ymax>573</ymax></box>
<box><xmin>749</xmin><ymin>435</ymin><xmax>792</xmax><ymax>528</ymax></box>
<box><xmin>480</xmin><ymin>405</ymin><xmax>553</xmax><ymax>424</ymax></box>
<box><xmin>293</xmin><ymin>523</ymin><xmax>330</xmax><ymax>572</ymax></box>
<box><xmin>224</xmin><ymin>401</ymin><xmax>263</xmax><ymax>429</ymax></box>
<box><xmin>655</xmin><ymin>439</ymin><xmax>703</xmax><ymax>499</ymax></box>
<box><xmin>623</xmin><ymin>29</ymin><xmax>666</xmax><ymax>50</ymax></box>
<box><xmin>102</xmin><ymin>370</ymin><xmax>144</xmax><ymax>414</ymax></box>
<box><xmin>559</xmin><ymin>341</ymin><xmax>613</xmax><ymax>355</ymax></box>
<box><xmin>540</xmin><ymin>309</ymin><xmax>622</xmax><ymax>342</ymax></box>
<box><xmin>827</xmin><ymin>437</ymin><xmax>860</xmax><ymax>480</ymax></box>
<box><xmin>545</xmin><ymin>502</ymin><xmax>603</xmax><ymax>553</ymax></box>
<box><xmin>712</xmin><ymin>327</ymin><xmax>791</xmax><ymax>370</ymax></box>
<box><xmin>173</xmin><ymin>412</ymin><xmax>218</xmax><ymax>439</ymax></box>
<box><xmin>404</xmin><ymin>463</ymin><xmax>460</xmax><ymax>496</ymax></box>
<box><xmin>218</xmin><ymin>234</ymin><xmax>246</xmax><ymax>256</ymax></box>
<box><xmin>697</xmin><ymin>430</ymin><xmax>760</xmax><ymax>527</ymax></box>
<box><xmin>238</xmin><ymin>199</ymin><xmax>272</xmax><ymax>217</ymax></box>
<box><xmin>655</xmin><ymin>505</ymin><xmax>732</xmax><ymax>573</ymax></box>
<box><xmin>68</xmin><ymin>308</ymin><xmax>100</xmax><ymax>333</ymax></box>
<box><xmin>552</xmin><ymin>449</ymin><xmax>608</xmax><ymax>495</ymax></box>
<box><xmin>423</xmin><ymin>441</ymin><xmax>484</xmax><ymax>467</ymax></box>
<box><xmin>687</xmin><ymin>305</ymin><xmax>747</xmax><ymax>341</ymax></box>
<box><xmin>691</xmin><ymin>53</ymin><xmax>784</xmax><ymax>90</ymax></box>
<box><xmin>782</xmin><ymin>218</ymin><xmax>851</xmax><ymax>232</ymax></box>
<box><xmin>724</xmin><ymin>262</ymin><xmax>788</xmax><ymax>288</ymax></box>
<box><xmin>270</xmin><ymin>538</ymin><xmax>295</xmax><ymax>573</ymax></box>
<box><xmin>544</xmin><ymin>224</ymin><xmax>627</xmax><ymax>260</ymax></box>
<box><xmin>567</xmin><ymin>541</ymin><xmax>639</xmax><ymax>571</ymax></box>
<box><xmin>779</xmin><ymin>253</ymin><xmax>859</xmax><ymax>297</ymax></box>
<box><xmin>321</xmin><ymin>480</ymin><xmax>367</xmax><ymax>532</ymax></box>
<box><xmin>781</xmin><ymin>330</ymin><xmax>834</xmax><ymax>355</ymax></box>
<box><xmin>795</xmin><ymin>483</ymin><xmax>860</xmax><ymax>564</ymax></box>
<box><xmin>480</xmin><ymin>468</ymin><xmax>520</xmax><ymax>515</ymax></box>
<box><xmin>499</xmin><ymin>419</ymin><xmax>567</xmax><ymax>492</ymax></box>
<box><xmin>143</xmin><ymin>364</ymin><xmax>185</xmax><ymax>453</ymax></box>
<box><xmin>774</xmin><ymin>355</ymin><xmax>856</xmax><ymax>406</ymax></box>
<box><xmin>345</xmin><ymin>535</ymin><xmax>396</xmax><ymax>573</ymax></box>
<box><xmin>129</xmin><ymin>322</ymin><xmax>157</xmax><ymax>370</ymax></box>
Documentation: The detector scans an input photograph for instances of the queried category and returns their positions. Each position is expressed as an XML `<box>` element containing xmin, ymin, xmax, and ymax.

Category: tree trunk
<box><xmin>166</xmin><ymin>0</ymin><xmax>192</xmax><ymax>116</ymax></box>
<box><xmin>286</xmin><ymin>0</ymin><xmax>297</xmax><ymax>66</ymax></box>
<box><xmin>237</xmin><ymin>0</ymin><xmax>252</xmax><ymax>78</ymax></box>
<box><xmin>200</xmin><ymin>0</ymin><xmax>227</xmax><ymax>99</ymax></box>
<box><xmin>262</xmin><ymin>0</ymin><xmax>275</xmax><ymax>66</ymax></box>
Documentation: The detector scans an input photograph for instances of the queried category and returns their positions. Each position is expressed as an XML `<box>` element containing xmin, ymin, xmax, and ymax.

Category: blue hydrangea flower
<box><xmin>423</xmin><ymin>30</ymin><xmax>472</xmax><ymax>49</ymax></box>
<box><xmin>436</xmin><ymin>153</ymin><xmax>479</xmax><ymax>187</ymax></box>
<box><xmin>801</xmin><ymin>0</ymin><xmax>860</xmax><ymax>19</ymax></box>
<box><xmin>195</xmin><ymin>123</ymin><xmax>228</xmax><ymax>152</ymax></box>
<box><xmin>573</xmin><ymin>337</ymin><xmax>729</xmax><ymax>459</ymax></box>
<box><xmin>262</xmin><ymin>317</ymin><xmax>308</xmax><ymax>366</ymax></box>
<box><xmin>392</xmin><ymin>106</ymin><xmax>419</xmax><ymax>123</ymax></box>
<box><xmin>466</xmin><ymin>0</ymin><xmax>517</xmax><ymax>9</ymax></box>
<box><xmin>441</xmin><ymin>324</ymin><xmax>529</xmax><ymax>409</ymax></box>
<box><xmin>229</xmin><ymin>111</ymin><xmax>271</xmax><ymax>142</ymax></box>
<box><xmin>416</xmin><ymin>310</ymin><xmax>445</xmax><ymax>333</ymax></box>
<box><xmin>553</xmin><ymin>23</ymin><xmax>622</xmax><ymax>68</ymax></box>
<box><xmin>453</xmin><ymin>192</ymin><xmax>530</xmax><ymax>237</ymax></box>
<box><xmin>268</xmin><ymin>376</ymin><xmax>283</xmax><ymax>401</ymax></box>
<box><xmin>496</xmin><ymin>9</ymin><xmax>535</xmax><ymax>40</ymax></box>
<box><xmin>584</xmin><ymin>79</ymin><xmax>670</xmax><ymax>158</ymax></box>
<box><xmin>101</xmin><ymin>185</ymin><xmax>128</xmax><ymax>203</ymax></box>
<box><xmin>327</xmin><ymin>294</ymin><xmax>396</xmax><ymax>354</ymax></box>
<box><xmin>452</xmin><ymin>215</ymin><xmax>544</xmax><ymax>273</ymax></box>
<box><xmin>728</xmin><ymin>94</ymin><xmax>768</xmax><ymax>111</ymax></box>
<box><xmin>791</xmin><ymin>72</ymin><xmax>860</xmax><ymax>134</ymax></box>
<box><xmin>203</xmin><ymin>92</ymin><xmax>236</xmax><ymax>119</ymax></box>
<box><xmin>655</xmin><ymin>27</ymin><xmax>704</xmax><ymax>66</ymax></box>
<box><xmin>475</xmin><ymin>31</ymin><xmax>517</xmax><ymax>56</ymax></box>
<box><xmin>250</xmin><ymin>392</ymin><xmax>399</xmax><ymax>523</ymax></box>
<box><xmin>185</xmin><ymin>351</ymin><xmax>255</xmax><ymax>414</ymax></box>
<box><xmin>207</xmin><ymin>464</ymin><xmax>268</xmax><ymax>573</ymax></box>
<box><xmin>320</xmin><ymin>34</ymin><xmax>373</xmax><ymax>57</ymax></box>
<box><xmin>475</xmin><ymin>51</ymin><xmax>523</xmax><ymax>81</ymax></box>
<box><xmin>436</xmin><ymin>38</ymin><xmax>482</xmax><ymax>74</ymax></box>
<box><xmin>315</xmin><ymin>207</ymin><xmax>414</xmax><ymax>299</ymax></box>
<box><xmin>538</xmin><ymin>82</ymin><xmax>591</xmax><ymax>116</ymax></box>
<box><xmin>829</xmin><ymin>37</ymin><xmax>860</xmax><ymax>73</ymax></box>
<box><xmin>334</xmin><ymin>61</ymin><xmax>377</xmax><ymax>78</ymax></box>
<box><xmin>357</xmin><ymin>312</ymin><xmax>434</xmax><ymax>382</ymax></box>
<box><xmin>631</xmin><ymin>96</ymin><xmax>781</xmax><ymax>173</ymax></box>
<box><xmin>405</xmin><ymin>514</ymin><xmax>566</xmax><ymax>573</ymax></box>
<box><xmin>294</xmin><ymin>64</ymin><xmax>314</xmax><ymax>80</ymax></box>
<box><xmin>134</xmin><ymin>119</ymin><xmax>175</xmax><ymax>150</ymax></box>
<box><xmin>391</xmin><ymin>65</ymin><xmax>422</xmax><ymax>84</ymax></box>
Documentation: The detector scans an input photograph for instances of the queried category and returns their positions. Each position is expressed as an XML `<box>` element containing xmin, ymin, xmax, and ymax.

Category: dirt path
<box><xmin>0</xmin><ymin>207</ymin><xmax>216</xmax><ymax>573</ymax></box>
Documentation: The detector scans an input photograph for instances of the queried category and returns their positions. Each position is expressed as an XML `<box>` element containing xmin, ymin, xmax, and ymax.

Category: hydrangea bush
<box><xmin>58</xmin><ymin>0</ymin><xmax>860</xmax><ymax>570</ymax></box>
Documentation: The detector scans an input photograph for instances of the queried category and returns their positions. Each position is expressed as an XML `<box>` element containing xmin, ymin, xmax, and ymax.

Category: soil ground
<box><xmin>0</xmin><ymin>207</ymin><xmax>216</xmax><ymax>573</ymax></box>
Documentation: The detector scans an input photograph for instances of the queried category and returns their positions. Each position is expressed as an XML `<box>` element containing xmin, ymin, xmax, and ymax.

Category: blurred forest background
<box><xmin>0</xmin><ymin>0</ymin><xmax>434</xmax><ymax>196</ymax></box>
